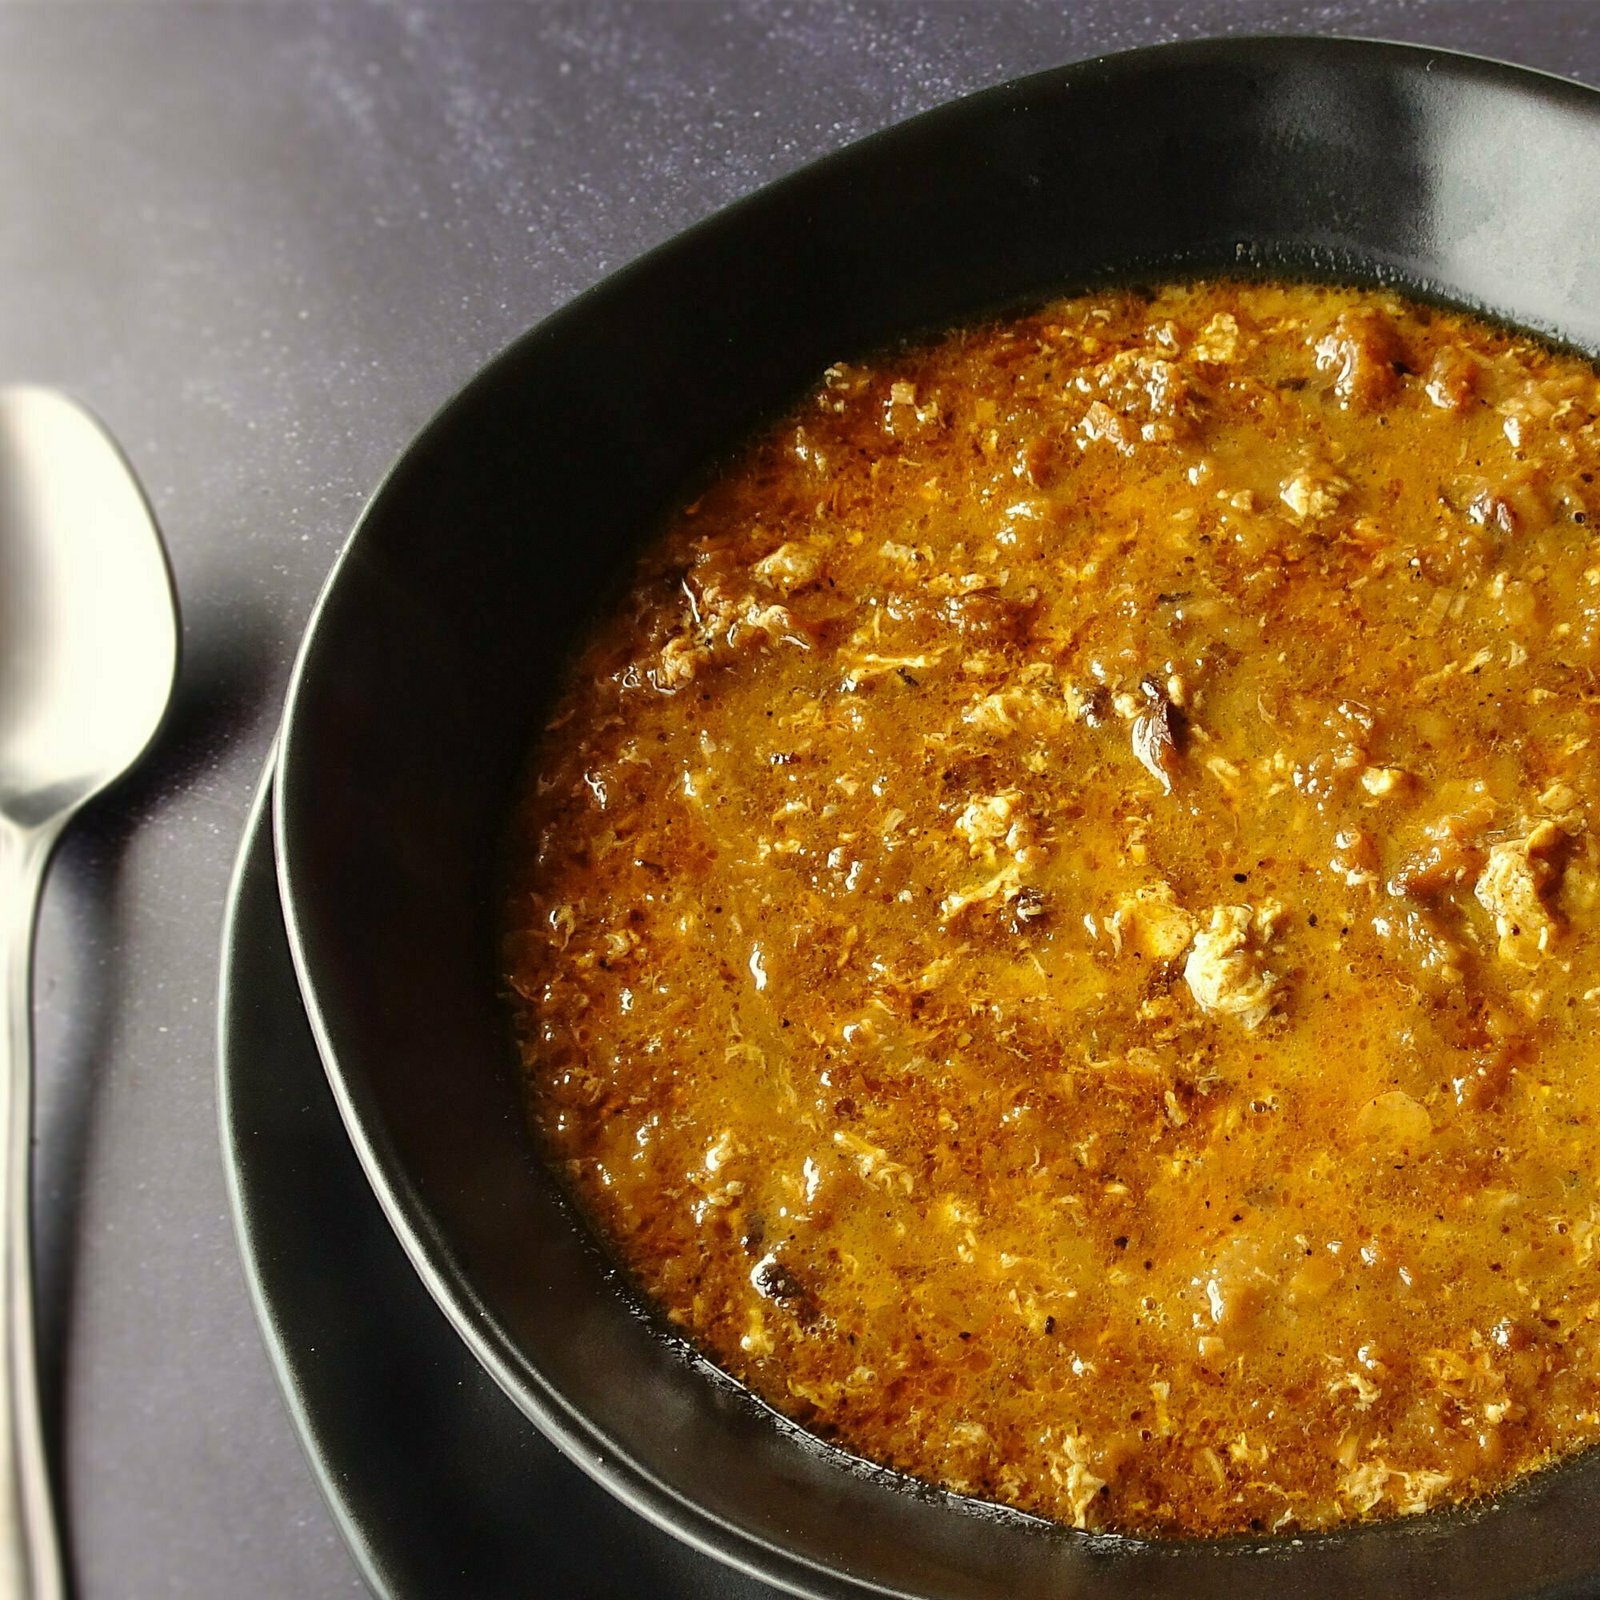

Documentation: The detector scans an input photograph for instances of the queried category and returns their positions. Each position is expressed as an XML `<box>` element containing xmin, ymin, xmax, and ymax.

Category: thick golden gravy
<box><xmin>504</xmin><ymin>281</ymin><xmax>1600</xmax><ymax>1536</ymax></box>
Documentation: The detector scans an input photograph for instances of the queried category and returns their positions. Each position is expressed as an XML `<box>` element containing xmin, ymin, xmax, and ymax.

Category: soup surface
<box><xmin>504</xmin><ymin>281</ymin><xmax>1600</xmax><ymax>1536</ymax></box>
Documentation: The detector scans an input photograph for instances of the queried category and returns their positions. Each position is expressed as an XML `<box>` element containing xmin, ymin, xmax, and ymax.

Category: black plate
<box><xmin>273</xmin><ymin>35</ymin><xmax>1600</xmax><ymax>1600</ymax></box>
<box><xmin>219</xmin><ymin>760</ymin><xmax>785</xmax><ymax>1600</ymax></box>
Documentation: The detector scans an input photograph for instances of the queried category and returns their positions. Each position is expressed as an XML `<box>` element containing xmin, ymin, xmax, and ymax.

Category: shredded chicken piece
<box><xmin>1051</xmin><ymin>1434</ymin><xmax>1107</xmax><ymax>1529</ymax></box>
<box><xmin>1192</xmin><ymin>311</ymin><xmax>1241</xmax><ymax>363</ymax></box>
<box><xmin>939</xmin><ymin>863</ymin><xmax>1025</xmax><ymax>923</ymax></box>
<box><xmin>1111</xmin><ymin>882</ymin><xmax>1197</xmax><ymax>960</ymax></box>
<box><xmin>955</xmin><ymin>791</ymin><xmax>1018</xmax><ymax>849</ymax></box>
<box><xmin>1280</xmin><ymin>467</ymin><xmax>1348</xmax><ymax>522</ymax></box>
<box><xmin>1475</xmin><ymin>821</ymin><xmax>1565</xmax><ymax>964</ymax></box>
<box><xmin>1184</xmin><ymin>904</ymin><xmax>1284</xmax><ymax>1028</ymax></box>
<box><xmin>753</xmin><ymin>541</ymin><xmax>822</xmax><ymax>592</ymax></box>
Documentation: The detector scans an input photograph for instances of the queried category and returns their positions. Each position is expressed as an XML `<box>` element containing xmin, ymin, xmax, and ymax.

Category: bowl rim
<box><xmin>273</xmin><ymin>31</ymin><xmax>1600</xmax><ymax>1600</ymax></box>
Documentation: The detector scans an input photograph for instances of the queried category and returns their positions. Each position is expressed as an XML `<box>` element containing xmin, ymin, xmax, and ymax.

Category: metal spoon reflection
<box><xmin>0</xmin><ymin>389</ymin><xmax>178</xmax><ymax>1599</ymax></box>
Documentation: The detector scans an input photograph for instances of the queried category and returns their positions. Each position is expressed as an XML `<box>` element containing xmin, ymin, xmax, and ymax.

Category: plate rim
<box><xmin>217</xmin><ymin>753</ymin><xmax>400</xmax><ymax>1598</ymax></box>
<box><xmin>217</xmin><ymin>752</ymin><xmax>399</xmax><ymax>1600</ymax></box>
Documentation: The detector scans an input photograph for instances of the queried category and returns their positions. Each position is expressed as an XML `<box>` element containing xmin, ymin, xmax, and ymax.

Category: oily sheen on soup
<box><xmin>504</xmin><ymin>281</ymin><xmax>1600</xmax><ymax>1537</ymax></box>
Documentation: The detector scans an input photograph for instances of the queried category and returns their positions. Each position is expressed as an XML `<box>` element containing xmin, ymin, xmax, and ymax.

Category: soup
<box><xmin>504</xmin><ymin>281</ymin><xmax>1600</xmax><ymax>1536</ymax></box>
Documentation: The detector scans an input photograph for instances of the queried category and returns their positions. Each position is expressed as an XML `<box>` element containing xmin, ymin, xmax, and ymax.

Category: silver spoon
<box><xmin>0</xmin><ymin>388</ymin><xmax>177</xmax><ymax>1599</ymax></box>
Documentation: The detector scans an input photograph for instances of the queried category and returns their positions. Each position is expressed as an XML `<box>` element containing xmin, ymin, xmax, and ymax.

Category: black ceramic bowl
<box><xmin>276</xmin><ymin>37</ymin><xmax>1600</xmax><ymax>1600</ymax></box>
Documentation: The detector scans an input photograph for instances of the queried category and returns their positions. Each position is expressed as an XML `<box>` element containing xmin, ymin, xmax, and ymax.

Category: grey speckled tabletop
<box><xmin>2</xmin><ymin>2</ymin><xmax>1597</xmax><ymax>1595</ymax></box>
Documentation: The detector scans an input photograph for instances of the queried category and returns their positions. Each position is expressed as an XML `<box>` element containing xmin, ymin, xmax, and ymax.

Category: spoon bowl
<box><xmin>0</xmin><ymin>386</ymin><xmax>177</xmax><ymax>1598</ymax></box>
<box><xmin>0</xmin><ymin>390</ymin><xmax>178</xmax><ymax>825</ymax></box>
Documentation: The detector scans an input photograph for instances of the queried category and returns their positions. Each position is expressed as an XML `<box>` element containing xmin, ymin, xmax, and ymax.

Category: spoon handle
<box><xmin>0</xmin><ymin>817</ymin><xmax>64</xmax><ymax>1600</ymax></box>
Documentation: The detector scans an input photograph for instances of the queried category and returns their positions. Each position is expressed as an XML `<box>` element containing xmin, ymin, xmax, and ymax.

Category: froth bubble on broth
<box><xmin>503</xmin><ymin>280</ymin><xmax>1600</xmax><ymax>1537</ymax></box>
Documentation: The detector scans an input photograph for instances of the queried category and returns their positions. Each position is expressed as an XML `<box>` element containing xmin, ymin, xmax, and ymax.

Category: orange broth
<box><xmin>505</xmin><ymin>281</ymin><xmax>1600</xmax><ymax>1535</ymax></box>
